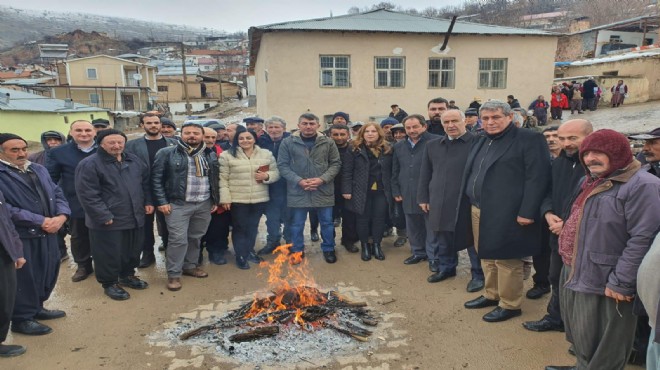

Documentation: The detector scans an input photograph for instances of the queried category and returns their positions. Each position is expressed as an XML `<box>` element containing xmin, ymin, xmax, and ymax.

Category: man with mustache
<box><xmin>426</xmin><ymin>97</ymin><xmax>448</xmax><ymax>136</ymax></box>
<box><xmin>545</xmin><ymin>129</ymin><xmax>660</xmax><ymax>370</ymax></box>
<box><xmin>0</xmin><ymin>134</ymin><xmax>70</xmax><ymax>336</ymax></box>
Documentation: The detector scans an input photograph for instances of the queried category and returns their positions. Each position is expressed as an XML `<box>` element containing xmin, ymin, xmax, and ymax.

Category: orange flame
<box><xmin>242</xmin><ymin>244</ymin><xmax>328</xmax><ymax>323</ymax></box>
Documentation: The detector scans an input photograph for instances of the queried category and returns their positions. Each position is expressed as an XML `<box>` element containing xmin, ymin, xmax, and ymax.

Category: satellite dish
<box><xmin>133</xmin><ymin>73</ymin><xmax>143</xmax><ymax>81</ymax></box>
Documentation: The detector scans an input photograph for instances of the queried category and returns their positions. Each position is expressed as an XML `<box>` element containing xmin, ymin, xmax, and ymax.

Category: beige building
<box><xmin>50</xmin><ymin>55</ymin><xmax>158</xmax><ymax>111</ymax></box>
<box><xmin>249</xmin><ymin>9</ymin><xmax>559</xmax><ymax>125</ymax></box>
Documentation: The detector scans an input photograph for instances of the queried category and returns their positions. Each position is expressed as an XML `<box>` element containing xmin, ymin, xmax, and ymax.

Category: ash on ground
<box><xmin>149</xmin><ymin>291</ymin><xmax>382</xmax><ymax>366</ymax></box>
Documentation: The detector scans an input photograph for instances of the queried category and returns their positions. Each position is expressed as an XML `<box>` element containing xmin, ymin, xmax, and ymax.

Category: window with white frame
<box><xmin>89</xmin><ymin>93</ymin><xmax>100</xmax><ymax>104</ymax></box>
<box><xmin>320</xmin><ymin>55</ymin><xmax>350</xmax><ymax>87</ymax></box>
<box><xmin>375</xmin><ymin>57</ymin><xmax>405</xmax><ymax>88</ymax></box>
<box><xmin>428</xmin><ymin>58</ymin><xmax>455</xmax><ymax>88</ymax></box>
<box><xmin>86</xmin><ymin>68</ymin><xmax>98</xmax><ymax>80</ymax></box>
<box><xmin>478</xmin><ymin>59</ymin><xmax>507</xmax><ymax>89</ymax></box>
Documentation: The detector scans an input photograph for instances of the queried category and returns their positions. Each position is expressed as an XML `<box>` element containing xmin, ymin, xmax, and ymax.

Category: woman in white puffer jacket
<box><xmin>219</xmin><ymin>126</ymin><xmax>279</xmax><ymax>269</ymax></box>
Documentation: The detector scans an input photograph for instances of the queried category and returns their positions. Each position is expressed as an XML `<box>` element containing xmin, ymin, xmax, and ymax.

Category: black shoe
<box><xmin>118</xmin><ymin>276</ymin><xmax>149</xmax><ymax>290</ymax></box>
<box><xmin>11</xmin><ymin>320</ymin><xmax>52</xmax><ymax>336</ymax></box>
<box><xmin>333</xmin><ymin>218</ymin><xmax>341</xmax><ymax>227</ymax></box>
<box><xmin>247</xmin><ymin>252</ymin><xmax>263</xmax><ymax>264</ymax></box>
<box><xmin>466</xmin><ymin>278</ymin><xmax>485</xmax><ymax>293</ymax></box>
<box><xmin>464</xmin><ymin>295</ymin><xmax>499</xmax><ymax>309</ymax></box>
<box><xmin>545</xmin><ymin>366</ymin><xmax>576</xmax><ymax>370</ymax></box>
<box><xmin>138</xmin><ymin>253</ymin><xmax>156</xmax><ymax>268</ymax></box>
<box><xmin>483</xmin><ymin>307</ymin><xmax>522</xmax><ymax>322</ymax></box>
<box><xmin>209</xmin><ymin>252</ymin><xmax>228</xmax><ymax>265</ymax></box>
<box><xmin>342</xmin><ymin>242</ymin><xmax>359</xmax><ymax>253</ymax></box>
<box><xmin>360</xmin><ymin>242</ymin><xmax>371</xmax><ymax>261</ymax></box>
<box><xmin>310</xmin><ymin>231</ymin><xmax>320</xmax><ymax>242</ymax></box>
<box><xmin>257</xmin><ymin>243</ymin><xmax>278</xmax><ymax>255</ymax></box>
<box><xmin>236</xmin><ymin>256</ymin><xmax>250</xmax><ymax>270</ymax></box>
<box><xmin>526</xmin><ymin>284</ymin><xmax>551</xmax><ymax>299</ymax></box>
<box><xmin>372</xmin><ymin>243</ymin><xmax>385</xmax><ymax>260</ymax></box>
<box><xmin>393</xmin><ymin>236</ymin><xmax>407</xmax><ymax>247</ymax></box>
<box><xmin>628</xmin><ymin>348</ymin><xmax>646</xmax><ymax>366</ymax></box>
<box><xmin>403</xmin><ymin>255</ymin><xmax>427</xmax><ymax>265</ymax></box>
<box><xmin>429</xmin><ymin>260</ymin><xmax>440</xmax><ymax>272</ymax></box>
<box><xmin>34</xmin><ymin>308</ymin><xmax>66</xmax><ymax>320</ymax></box>
<box><xmin>71</xmin><ymin>265</ymin><xmax>93</xmax><ymax>282</ymax></box>
<box><xmin>323</xmin><ymin>251</ymin><xmax>337</xmax><ymax>264</ymax></box>
<box><xmin>158</xmin><ymin>243</ymin><xmax>166</xmax><ymax>251</ymax></box>
<box><xmin>0</xmin><ymin>344</ymin><xmax>26</xmax><ymax>357</ymax></box>
<box><xmin>104</xmin><ymin>284</ymin><xmax>130</xmax><ymax>301</ymax></box>
<box><xmin>522</xmin><ymin>317</ymin><xmax>565</xmax><ymax>332</ymax></box>
<box><xmin>427</xmin><ymin>270</ymin><xmax>456</xmax><ymax>283</ymax></box>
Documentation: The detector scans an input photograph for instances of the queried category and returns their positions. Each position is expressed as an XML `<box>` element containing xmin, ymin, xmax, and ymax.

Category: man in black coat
<box><xmin>426</xmin><ymin>97</ymin><xmax>448</xmax><ymax>136</ymax></box>
<box><xmin>581</xmin><ymin>77</ymin><xmax>598</xmax><ymax>111</ymax></box>
<box><xmin>76</xmin><ymin>129</ymin><xmax>153</xmax><ymax>301</ymax></box>
<box><xmin>46</xmin><ymin>120</ymin><xmax>97</xmax><ymax>282</ymax></box>
<box><xmin>0</xmin><ymin>189</ymin><xmax>26</xmax><ymax>357</ymax></box>
<box><xmin>392</xmin><ymin>114</ymin><xmax>437</xmax><ymax>268</ymax></box>
<box><xmin>417</xmin><ymin>110</ymin><xmax>484</xmax><ymax>292</ymax></box>
<box><xmin>461</xmin><ymin>100</ymin><xmax>551</xmax><ymax>323</ymax></box>
<box><xmin>523</xmin><ymin>119</ymin><xmax>592</xmax><ymax>333</ymax></box>
<box><xmin>124</xmin><ymin>113</ymin><xmax>176</xmax><ymax>268</ymax></box>
<box><xmin>0</xmin><ymin>134</ymin><xmax>70</xmax><ymax>336</ymax></box>
<box><xmin>328</xmin><ymin>124</ymin><xmax>359</xmax><ymax>253</ymax></box>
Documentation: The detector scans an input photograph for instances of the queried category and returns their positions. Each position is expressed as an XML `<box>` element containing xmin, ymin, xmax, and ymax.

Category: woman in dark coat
<box><xmin>341</xmin><ymin>123</ymin><xmax>392</xmax><ymax>261</ymax></box>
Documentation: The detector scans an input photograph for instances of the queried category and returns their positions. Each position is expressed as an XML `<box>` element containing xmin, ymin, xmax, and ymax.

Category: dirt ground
<box><xmin>6</xmin><ymin>102</ymin><xmax>654</xmax><ymax>370</ymax></box>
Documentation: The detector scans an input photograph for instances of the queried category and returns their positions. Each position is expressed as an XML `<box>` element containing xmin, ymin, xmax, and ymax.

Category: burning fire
<box><xmin>244</xmin><ymin>245</ymin><xmax>328</xmax><ymax>325</ymax></box>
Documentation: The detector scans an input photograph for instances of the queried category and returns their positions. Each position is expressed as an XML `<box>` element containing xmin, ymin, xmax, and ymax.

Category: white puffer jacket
<box><xmin>219</xmin><ymin>146</ymin><xmax>280</xmax><ymax>204</ymax></box>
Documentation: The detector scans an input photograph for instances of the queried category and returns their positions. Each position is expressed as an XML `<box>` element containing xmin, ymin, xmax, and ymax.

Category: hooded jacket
<box><xmin>28</xmin><ymin>131</ymin><xmax>66</xmax><ymax>165</ymax></box>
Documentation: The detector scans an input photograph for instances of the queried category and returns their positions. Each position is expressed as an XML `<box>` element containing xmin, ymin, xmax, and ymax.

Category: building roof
<box><xmin>568</xmin><ymin>49</ymin><xmax>660</xmax><ymax>66</ymax></box>
<box><xmin>0</xmin><ymin>70</ymin><xmax>33</xmax><ymax>79</ymax></box>
<box><xmin>254</xmin><ymin>9</ymin><xmax>556</xmax><ymax>36</ymax></box>
<box><xmin>249</xmin><ymin>9</ymin><xmax>557</xmax><ymax>71</ymax></box>
<box><xmin>568</xmin><ymin>15</ymin><xmax>659</xmax><ymax>35</ymax></box>
<box><xmin>1</xmin><ymin>77</ymin><xmax>55</xmax><ymax>86</ymax></box>
<box><xmin>64</xmin><ymin>54</ymin><xmax>151</xmax><ymax>67</ymax></box>
<box><xmin>157</xmin><ymin>66</ymin><xmax>201</xmax><ymax>76</ymax></box>
<box><xmin>0</xmin><ymin>88</ymin><xmax>108</xmax><ymax>113</ymax></box>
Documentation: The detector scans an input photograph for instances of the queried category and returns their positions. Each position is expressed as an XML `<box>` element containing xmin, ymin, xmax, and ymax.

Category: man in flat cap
<box><xmin>243</xmin><ymin>117</ymin><xmax>265</xmax><ymax>138</ymax></box>
<box><xmin>0</xmin><ymin>133</ymin><xmax>70</xmax><ymax>336</ymax></box>
<box><xmin>91</xmin><ymin>118</ymin><xmax>111</xmax><ymax>132</ymax></box>
<box><xmin>630</xmin><ymin>127</ymin><xmax>660</xmax><ymax>178</ymax></box>
<box><xmin>160</xmin><ymin>119</ymin><xmax>177</xmax><ymax>138</ymax></box>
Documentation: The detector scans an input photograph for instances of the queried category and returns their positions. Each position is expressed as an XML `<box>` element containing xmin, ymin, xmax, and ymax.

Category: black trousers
<box><xmin>89</xmin><ymin>228</ymin><xmax>143</xmax><ymax>287</ymax></box>
<box><xmin>202</xmin><ymin>211</ymin><xmax>231</xmax><ymax>255</ymax></box>
<box><xmin>0</xmin><ymin>252</ymin><xmax>16</xmax><ymax>342</ymax></box>
<box><xmin>231</xmin><ymin>203</ymin><xmax>266</xmax><ymax>258</ymax></box>
<box><xmin>309</xmin><ymin>210</ymin><xmax>319</xmax><ymax>232</ymax></box>
<box><xmin>13</xmin><ymin>236</ymin><xmax>60</xmax><ymax>322</ymax></box>
<box><xmin>532</xmin><ymin>224</ymin><xmax>551</xmax><ymax>287</ymax></box>
<box><xmin>544</xmin><ymin>243</ymin><xmax>564</xmax><ymax>326</ymax></box>
<box><xmin>70</xmin><ymin>217</ymin><xmax>92</xmax><ymax>269</ymax></box>
<box><xmin>156</xmin><ymin>211</ymin><xmax>169</xmax><ymax>248</ymax></box>
<box><xmin>356</xmin><ymin>190</ymin><xmax>388</xmax><ymax>244</ymax></box>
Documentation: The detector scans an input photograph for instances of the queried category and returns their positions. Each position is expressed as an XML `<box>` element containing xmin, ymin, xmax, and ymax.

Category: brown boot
<box><xmin>182</xmin><ymin>267</ymin><xmax>208</xmax><ymax>278</ymax></box>
<box><xmin>167</xmin><ymin>277</ymin><xmax>181</xmax><ymax>291</ymax></box>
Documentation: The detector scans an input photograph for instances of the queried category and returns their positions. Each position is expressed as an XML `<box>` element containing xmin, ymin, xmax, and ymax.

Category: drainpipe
<box><xmin>439</xmin><ymin>16</ymin><xmax>458</xmax><ymax>51</ymax></box>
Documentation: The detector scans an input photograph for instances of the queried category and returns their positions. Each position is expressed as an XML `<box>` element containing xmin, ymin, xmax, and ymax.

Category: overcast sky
<box><xmin>0</xmin><ymin>0</ymin><xmax>466</xmax><ymax>33</ymax></box>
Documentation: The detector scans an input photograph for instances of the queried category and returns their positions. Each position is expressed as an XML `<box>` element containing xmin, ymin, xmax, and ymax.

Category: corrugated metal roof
<box><xmin>256</xmin><ymin>9</ymin><xmax>556</xmax><ymax>36</ymax></box>
<box><xmin>0</xmin><ymin>88</ymin><xmax>108</xmax><ymax>113</ymax></box>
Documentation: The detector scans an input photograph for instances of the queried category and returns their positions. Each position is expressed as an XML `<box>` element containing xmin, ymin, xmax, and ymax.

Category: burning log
<box><xmin>322</xmin><ymin>322</ymin><xmax>370</xmax><ymax>342</ymax></box>
<box><xmin>229</xmin><ymin>326</ymin><xmax>279</xmax><ymax>343</ymax></box>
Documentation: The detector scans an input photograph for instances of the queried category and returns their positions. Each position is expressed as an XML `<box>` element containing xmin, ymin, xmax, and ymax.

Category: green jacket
<box><xmin>277</xmin><ymin>131</ymin><xmax>341</xmax><ymax>208</ymax></box>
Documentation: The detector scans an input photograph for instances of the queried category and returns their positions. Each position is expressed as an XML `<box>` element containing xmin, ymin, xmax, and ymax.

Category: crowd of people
<box><xmin>0</xmin><ymin>96</ymin><xmax>658</xmax><ymax>370</ymax></box>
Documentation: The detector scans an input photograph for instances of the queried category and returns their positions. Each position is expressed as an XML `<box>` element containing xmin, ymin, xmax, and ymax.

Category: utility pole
<box><xmin>180</xmin><ymin>42</ymin><xmax>192</xmax><ymax>115</ymax></box>
<box><xmin>215</xmin><ymin>55</ymin><xmax>224</xmax><ymax>103</ymax></box>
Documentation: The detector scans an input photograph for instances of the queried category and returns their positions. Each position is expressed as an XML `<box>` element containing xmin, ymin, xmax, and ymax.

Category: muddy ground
<box><xmin>5</xmin><ymin>102</ymin><xmax>655</xmax><ymax>370</ymax></box>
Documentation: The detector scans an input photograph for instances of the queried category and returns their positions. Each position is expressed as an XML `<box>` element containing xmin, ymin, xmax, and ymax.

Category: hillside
<box><xmin>0</xmin><ymin>5</ymin><xmax>222</xmax><ymax>50</ymax></box>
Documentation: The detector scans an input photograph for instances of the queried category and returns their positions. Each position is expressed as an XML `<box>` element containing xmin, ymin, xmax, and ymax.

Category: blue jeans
<box><xmin>264</xmin><ymin>195</ymin><xmax>290</xmax><ymax>244</ymax></box>
<box><xmin>289</xmin><ymin>207</ymin><xmax>335</xmax><ymax>252</ymax></box>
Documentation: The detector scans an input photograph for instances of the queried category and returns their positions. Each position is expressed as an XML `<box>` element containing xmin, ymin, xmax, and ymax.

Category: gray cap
<box><xmin>348</xmin><ymin>121</ymin><xmax>364</xmax><ymax>128</ymax></box>
<box><xmin>628</xmin><ymin>127</ymin><xmax>660</xmax><ymax>140</ymax></box>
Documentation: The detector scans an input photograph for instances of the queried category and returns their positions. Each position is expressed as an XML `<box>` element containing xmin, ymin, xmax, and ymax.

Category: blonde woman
<box><xmin>341</xmin><ymin>123</ymin><xmax>393</xmax><ymax>261</ymax></box>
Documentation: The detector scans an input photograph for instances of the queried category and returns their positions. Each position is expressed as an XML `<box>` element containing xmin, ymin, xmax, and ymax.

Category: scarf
<box><xmin>177</xmin><ymin>139</ymin><xmax>209</xmax><ymax>177</ymax></box>
<box><xmin>558</xmin><ymin>176</ymin><xmax>604</xmax><ymax>266</ymax></box>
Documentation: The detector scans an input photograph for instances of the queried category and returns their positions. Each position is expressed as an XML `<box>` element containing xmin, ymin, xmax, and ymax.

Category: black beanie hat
<box><xmin>0</xmin><ymin>133</ymin><xmax>27</xmax><ymax>146</ymax></box>
<box><xmin>96</xmin><ymin>129</ymin><xmax>127</xmax><ymax>144</ymax></box>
